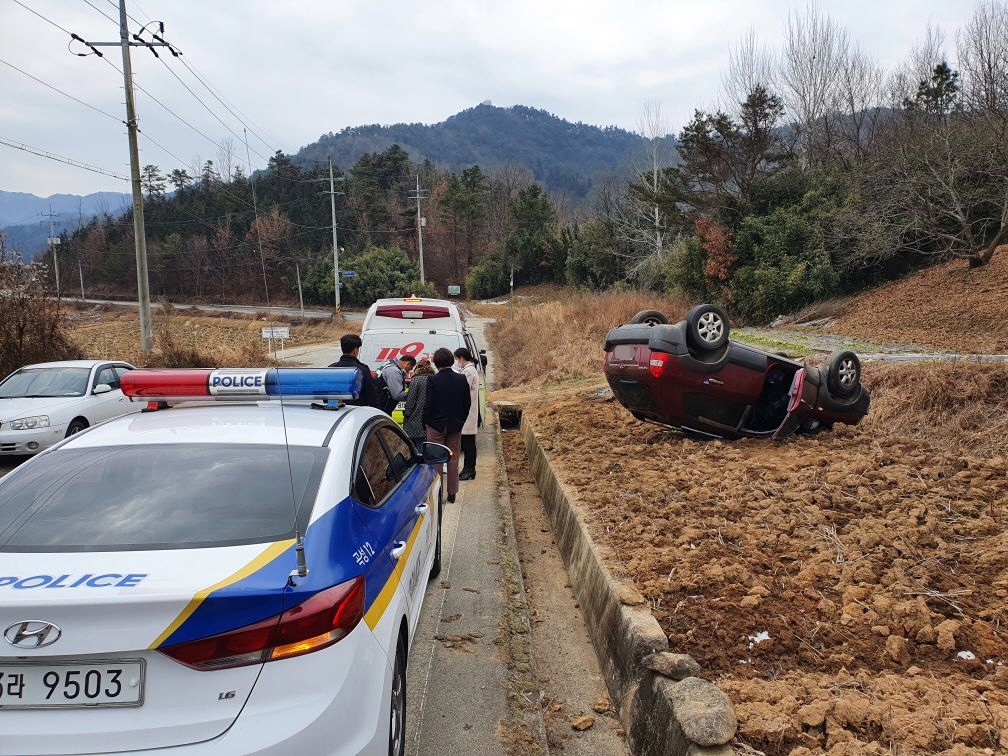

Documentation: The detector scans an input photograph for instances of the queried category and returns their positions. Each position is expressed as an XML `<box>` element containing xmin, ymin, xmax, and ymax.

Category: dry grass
<box><xmin>487</xmin><ymin>290</ymin><xmax>686</xmax><ymax>388</ymax></box>
<box><xmin>862</xmin><ymin>361</ymin><xmax>1008</xmax><ymax>458</ymax></box>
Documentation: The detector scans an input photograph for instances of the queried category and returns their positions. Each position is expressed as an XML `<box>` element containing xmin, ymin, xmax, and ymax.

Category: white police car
<box><xmin>0</xmin><ymin>367</ymin><xmax>448</xmax><ymax>755</ymax></box>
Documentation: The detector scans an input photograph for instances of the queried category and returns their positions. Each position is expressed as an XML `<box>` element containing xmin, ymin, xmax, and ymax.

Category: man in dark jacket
<box><xmin>328</xmin><ymin>334</ymin><xmax>381</xmax><ymax>408</ymax></box>
<box><xmin>423</xmin><ymin>347</ymin><xmax>471</xmax><ymax>503</ymax></box>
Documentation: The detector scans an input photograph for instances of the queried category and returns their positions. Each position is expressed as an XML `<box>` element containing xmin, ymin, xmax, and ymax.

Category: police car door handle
<box><xmin>414</xmin><ymin>503</ymin><xmax>428</xmax><ymax>515</ymax></box>
<box><xmin>390</xmin><ymin>541</ymin><xmax>407</xmax><ymax>559</ymax></box>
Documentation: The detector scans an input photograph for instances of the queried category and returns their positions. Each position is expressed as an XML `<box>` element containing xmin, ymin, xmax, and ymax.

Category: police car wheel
<box><xmin>429</xmin><ymin>499</ymin><xmax>443</xmax><ymax>580</ymax></box>
<box><xmin>389</xmin><ymin>636</ymin><xmax>407</xmax><ymax>756</ymax></box>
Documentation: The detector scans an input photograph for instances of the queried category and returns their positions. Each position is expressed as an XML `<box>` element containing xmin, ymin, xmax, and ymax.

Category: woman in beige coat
<box><xmin>454</xmin><ymin>347</ymin><xmax>480</xmax><ymax>480</ymax></box>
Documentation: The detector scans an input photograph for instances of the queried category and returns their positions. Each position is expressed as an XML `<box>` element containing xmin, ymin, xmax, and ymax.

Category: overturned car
<box><xmin>603</xmin><ymin>304</ymin><xmax>870</xmax><ymax>440</ymax></box>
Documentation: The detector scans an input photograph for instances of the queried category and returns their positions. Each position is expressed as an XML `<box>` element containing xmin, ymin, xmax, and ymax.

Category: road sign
<box><xmin>341</xmin><ymin>271</ymin><xmax>357</xmax><ymax>278</ymax></box>
<box><xmin>447</xmin><ymin>285</ymin><xmax>461</xmax><ymax>296</ymax></box>
<box><xmin>261</xmin><ymin>327</ymin><xmax>290</xmax><ymax>339</ymax></box>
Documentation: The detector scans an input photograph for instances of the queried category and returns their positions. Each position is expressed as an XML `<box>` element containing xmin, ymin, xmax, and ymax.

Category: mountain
<box><xmin>0</xmin><ymin>190</ymin><xmax>131</xmax><ymax>259</ymax></box>
<box><xmin>293</xmin><ymin>103</ymin><xmax>660</xmax><ymax>201</ymax></box>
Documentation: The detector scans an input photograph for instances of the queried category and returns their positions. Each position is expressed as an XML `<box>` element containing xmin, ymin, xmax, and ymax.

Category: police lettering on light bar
<box><xmin>121</xmin><ymin>368</ymin><xmax>363</xmax><ymax>401</ymax></box>
<box><xmin>209</xmin><ymin>369</ymin><xmax>269</xmax><ymax>397</ymax></box>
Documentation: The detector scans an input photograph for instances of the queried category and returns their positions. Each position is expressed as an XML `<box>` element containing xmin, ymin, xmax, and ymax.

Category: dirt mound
<box><xmin>821</xmin><ymin>248</ymin><xmax>1008</xmax><ymax>353</ymax></box>
<box><xmin>518</xmin><ymin>383</ymin><xmax>1008</xmax><ymax>754</ymax></box>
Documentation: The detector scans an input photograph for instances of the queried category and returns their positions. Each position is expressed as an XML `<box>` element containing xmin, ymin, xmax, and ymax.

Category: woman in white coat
<box><xmin>453</xmin><ymin>347</ymin><xmax>480</xmax><ymax>480</ymax></box>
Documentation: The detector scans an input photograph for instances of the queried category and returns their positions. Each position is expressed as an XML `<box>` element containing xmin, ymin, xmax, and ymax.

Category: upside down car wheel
<box><xmin>686</xmin><ymin>304</ymin><xmax>730</xmax><ymax>351</ymax></box>
<box><xmin>629</xmin><ymin>310</ymin><xmax>668</xmax><ymax>326</ymax></box>
<box><xmin>827</xmin><ymin>350</ymin><xmax>861</xmax><ymax>398</ymax></box>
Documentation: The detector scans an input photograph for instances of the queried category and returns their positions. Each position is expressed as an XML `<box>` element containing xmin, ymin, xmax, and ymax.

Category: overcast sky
<box><xmin>0</xmin><ymin>0</ymin><xmax>981</xmax><ymax>198</ymax></box>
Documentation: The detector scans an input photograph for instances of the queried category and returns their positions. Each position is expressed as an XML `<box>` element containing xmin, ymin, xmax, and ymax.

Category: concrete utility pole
<box><xmin>409</xmin><ymin>175</ymin><xmax>429</xmax><ymax>284</ymax></box>
<box><xmin>41</xmin><ymin>208</ymin><xmax>60</xmax><ymax>298</ymax></box>
<box><xmin>327</xmin><ymin>157</ymin><xmax>342</xmax><ymax>309</ymax></box>
<box><xmin>81</xmin><ymin>1</ymin><xmax>175</xmax><ymax>351</ymax></box>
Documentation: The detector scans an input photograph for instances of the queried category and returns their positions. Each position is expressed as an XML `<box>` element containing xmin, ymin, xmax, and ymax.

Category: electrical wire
<box><xmin>0</xmin><ymin>56</ymin><xmax>124</xmax><ymax>123</ymax></box>
<box><xmin>10</xmin><ymin>0</ymin><xmax>74</xmax><ymax>35</ymax></box>
<box><xmin>81</xmin><ymin>0</ymin><xmax>117</xmax><ymax>25</ymax></box>
<box><xmin>0</xmin><ymin>136</ymin><xmax>129</xmax><ymax>181</ymax></box>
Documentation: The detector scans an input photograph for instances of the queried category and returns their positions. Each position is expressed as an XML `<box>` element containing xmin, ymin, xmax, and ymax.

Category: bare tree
<box><xmin>722</xmin><ymin>28</ymin><xmax>776</xmax><ymax>113</ymax></box>
<box><xmin>885</xmin><ymin>24</ymin><xmax>946</xmax><ymax>108</ymax></box>
<box><xmin>779</xmin><ymin>3</ymin><xmax>850</xmax><ymax>167</ymax></box>
<box><xmin>217</xmin><ymin>137</ymin><xmax>236</xmax><ymax>184</ymax></box>
<box><xmin>957</xmin><ymin>0</ymin><xmax>1008</xmax><ymax>118</ymax></box>
<box><xmin>834</xmin><ymin>45</ymin><xmax>885</xmax><ymax>164</ymax></box>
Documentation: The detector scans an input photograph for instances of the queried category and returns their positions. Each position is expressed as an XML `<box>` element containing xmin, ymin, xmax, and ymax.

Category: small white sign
<box><xmin>447</xmin><ymin>285</ymin><xmax>461</xmax><ymax>296</ymax></box>
<box><xmin>261</xmin><ymin>327</ymin><xmax>290</xmax><ymax>339</ymax></box>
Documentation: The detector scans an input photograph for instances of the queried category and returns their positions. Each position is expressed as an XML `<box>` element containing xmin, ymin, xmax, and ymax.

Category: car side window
<box><xmin>377</xmin><ymin>425</ymin><xmax>415</xmax><ymax>482</ymax></box>
<box><xmin>113</xmin><ymin>365</ymin><xmax>133</xmax><ymax>384</ymax></box>
<box><xmin>94</xmin><ymin>366</ymin><xmax>119</xmax><ymax>390</ymax></box>
<box><xmin>355</xmin><ymin>432</ymin><xmax>395</xmax><ymax>507</ymax></box>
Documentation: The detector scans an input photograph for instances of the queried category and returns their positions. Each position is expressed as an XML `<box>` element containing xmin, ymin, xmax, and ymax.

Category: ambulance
<box><xmin>359</xmin><ymin>297</ymin><xmax>488</xmax><ymax>424</ymax></box>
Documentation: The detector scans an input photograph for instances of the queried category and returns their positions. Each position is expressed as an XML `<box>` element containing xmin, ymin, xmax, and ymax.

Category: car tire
<box><xmin>389</xmin><ymin>635</ymin><xmax>407</xmax><ymax>756</ymax></box>
<box><xmin>65</xmin><ymin>418</ymin><xmax>88</xmax><ymax>437</ymax></box>
<box><xmin>826</xmin><ymin>350</ymin><xmax>861</xmax><ymax>398</ymax></box>
<box><xmin>686</xmin><ymin>304</ymin><xmax>730</xmax><ymax>351</ymax></box>
<box><xmin>629</xmin><ymin>310</ymin><xmax>668</xmax><ymax>326</ymax></box>
<box><xmin>429</xmin><ymin>495</ymin><xmax>443</xmax><ymax>580</ymax></box>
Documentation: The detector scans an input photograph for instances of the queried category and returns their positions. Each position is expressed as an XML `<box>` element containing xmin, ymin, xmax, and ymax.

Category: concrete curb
<box><xmin>519</xmin><ymin>417</ymin><xmax>737</xmax><ymax>756</ymax></box>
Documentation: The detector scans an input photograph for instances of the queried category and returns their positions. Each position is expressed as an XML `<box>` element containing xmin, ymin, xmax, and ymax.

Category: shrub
<box><xmin>466</xmin><ymin>255</ymin><xmax>510</xmax><ymax>299</ymax></box>
<box><xmin>0</xmin><ymin>263</ymin><xmax>83</xmax><ymax>378</ymax></box>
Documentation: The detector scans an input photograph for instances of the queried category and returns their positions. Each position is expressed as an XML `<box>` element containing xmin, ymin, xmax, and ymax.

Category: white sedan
<box><xmin>0</xmin><ymin>367</ymin><xmax>447</xmax><ymax>755</ymax></box>
<box><xmin>0</xmin><ymin>360</ymin><xmax>139</xmax><ymax>455</ymax></box>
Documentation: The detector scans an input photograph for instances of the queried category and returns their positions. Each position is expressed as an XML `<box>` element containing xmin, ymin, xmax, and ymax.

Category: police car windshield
<box><xmin>0</xmin><ymin>444</ymin><xmax>327</xmax><ymax>551</ymax></box>
<box><xmin>0</xmin><ymin>367</ymin><xmax>90</xmax><ymax>398</ymax></box>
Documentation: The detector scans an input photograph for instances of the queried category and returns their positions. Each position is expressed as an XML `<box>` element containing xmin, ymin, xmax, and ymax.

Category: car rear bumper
<box><xmin>2</xmin><ymin>626</ymin><xmax>392</xmax><ymax>756</ymax></box>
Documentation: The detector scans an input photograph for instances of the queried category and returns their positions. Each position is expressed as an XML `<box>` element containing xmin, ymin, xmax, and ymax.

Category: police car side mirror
<box><xmin>418</xmin><ymin>442</ymin><xmax>451</xmax><ymax>466</ymax></box>
<box><xmin>93</xmin><ymin>383</ymin><xmax>113</xmax><ymax>395</ymax></box>
<box><xmin>479</xmin><ymin>349</ymin><xmax>488</xmax><ymax>369</ymax></box>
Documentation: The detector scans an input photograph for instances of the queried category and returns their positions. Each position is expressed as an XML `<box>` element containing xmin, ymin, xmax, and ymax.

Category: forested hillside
<box><xmin>31</xmin><ymin>3</ymin><xmax>1006</xmax><ymax>324</ymax></box>
<box><xmin>292</xmin><ymin>103</ymin><xmax>651</xmax><ymax>201</ymax></box>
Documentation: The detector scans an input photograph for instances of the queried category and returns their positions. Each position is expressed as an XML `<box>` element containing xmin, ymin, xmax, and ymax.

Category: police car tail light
<box><xmin>269</xmin><ymin>576</ymin><xmax>365</xmax><ymax>661</ymax></box>
<box><xmin>649</xmin><ymin>351</ymin><xmax>670</xmax><ymax>378</ymax></box>
<box><xmin>159</xmin><ymin>615</ymin><xmax>280</xmax><ymax>670</ymax></box>
<box><xmin>158</xmin><ymin>576</ymin><xmax>365</xmax><ymax>671</ymax></box>
<box><xmin>120</xmin><ymin>367</ymin><xmax>362</xmax><ymax>402</ymax></box>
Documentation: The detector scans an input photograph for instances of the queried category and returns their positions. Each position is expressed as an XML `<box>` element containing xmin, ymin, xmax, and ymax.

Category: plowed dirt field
<box><xmin>513</xmin><ymin>370</ymin><xmax>1008</xmax><ymax>755</ymax></box>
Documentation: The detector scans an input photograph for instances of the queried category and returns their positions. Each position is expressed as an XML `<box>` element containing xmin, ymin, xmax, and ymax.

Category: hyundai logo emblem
<box><xmin>4</xmin><ymin>620</ymin><xmax>62</xmax><ymax>649</ymax></box>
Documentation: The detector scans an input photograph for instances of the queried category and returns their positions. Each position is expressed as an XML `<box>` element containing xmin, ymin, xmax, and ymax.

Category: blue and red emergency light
<box><xmin>121</xmin><ymin>368</ymin><xmax>362</xmax><ymax>402</ymax></box>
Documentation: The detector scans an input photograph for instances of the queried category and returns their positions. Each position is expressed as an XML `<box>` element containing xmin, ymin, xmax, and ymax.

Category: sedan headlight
<box><xmin>9</xmin><ymin>415</ymin><xmax>50</xmax><ymax>430</ymax></box>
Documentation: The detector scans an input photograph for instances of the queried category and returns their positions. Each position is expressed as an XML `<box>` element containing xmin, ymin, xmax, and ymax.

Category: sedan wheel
<box><xmin>389</xmin><ymin>638</ymin><xmax>406</xmax><ymax>756</ymax></box>
<box><xmin>65</xmin><ymin>419</ymin><xmax>88</xmax><ymax>437</ymax></box>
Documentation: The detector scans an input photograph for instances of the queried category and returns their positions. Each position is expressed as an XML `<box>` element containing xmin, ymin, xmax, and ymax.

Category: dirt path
<box><xmin>503</xmin><ymin>429</ymin><xmax>630</xmax><ymax>756</ymax></box>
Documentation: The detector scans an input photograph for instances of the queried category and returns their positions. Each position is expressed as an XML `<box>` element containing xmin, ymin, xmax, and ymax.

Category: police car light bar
<box><xmin>121</xmin><ymin>368</ymin><xmax>362</xmax><ymax>401</ymax></box>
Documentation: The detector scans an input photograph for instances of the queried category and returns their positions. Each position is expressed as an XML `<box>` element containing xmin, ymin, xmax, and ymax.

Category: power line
<box><xmin>0</xmin><ymin>136</ymin><xmax>130</xmax><ymax>181</ymax></box>
<box><xmin>10</xmin><ymin>0</ymin><xmax>74</xmax><ymax>36</ymax></box>
<box><xmin>81</xmin><ymin>0</ymin><xmax>117</xmax><ymax>25</ymax></box>
<box><xmin>0</xmin><ymin>56</ymin><xmax>123</xmax><ymax>123</ymax></box>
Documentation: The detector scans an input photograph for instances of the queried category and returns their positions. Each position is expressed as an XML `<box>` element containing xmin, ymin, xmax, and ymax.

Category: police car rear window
<box><xmin>0</xmin><ymin>444</ymin><xmax>327</xmax><ymax>552</ymax></box>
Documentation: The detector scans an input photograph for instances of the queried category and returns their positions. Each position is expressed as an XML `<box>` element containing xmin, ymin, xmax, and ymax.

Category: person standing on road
<box><xmin>402</xmin><ymin>355</ymin><xmax>434</xmax><ymax>447</ymax></box>
<box><xmin>423</xmin><ymin>347</ymin><xmax>471</xmax><ymax>503</ymax></box>
<box><xmin>378</xmin><ymin>354</ymin><xmax>416</xmax><ymax>414</ymax></box>
<box><xmin>328</xmin><ymin>334</ymin><xmax>381</xmax><ymax>408</ymax></box>
<box><xmin>453</xmin><ymin>347</ymin><xmax>480</xmax><ymax>480</ymax></box>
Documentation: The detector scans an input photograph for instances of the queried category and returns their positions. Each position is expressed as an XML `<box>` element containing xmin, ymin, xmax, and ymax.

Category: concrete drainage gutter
<box><xmin>519</xmin><ymin>416</ymin><xmax>738</xmax><ymax>756</ymax></box>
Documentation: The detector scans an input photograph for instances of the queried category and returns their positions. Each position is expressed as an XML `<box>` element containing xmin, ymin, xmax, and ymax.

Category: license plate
<box><xmin>0</xmin><ymin>660</ymin><xmax>144</xmax><ymax>709</ymax></box>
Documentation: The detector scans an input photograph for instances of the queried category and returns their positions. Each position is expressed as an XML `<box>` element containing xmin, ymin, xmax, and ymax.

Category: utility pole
<box><xmin>326</xmin><ymin>157</ymin><xmax>341</xmax><ymax>309</ymax></box>
<box><xmin>41</xmin><ymin>208</ymin><xmax>60</xmax><ymax>298</ymax></box>
<box><xmin>80</xmin><ymin>1</ymin><xmax>175</xmax><ymax>351</ymax></box>
<box><xmin>409</xmin><ymin>175</ymin><xmax>429</xmax><ymax>284</ymax></box>
<box><xmin>78</xmin><ymin>259</ymin><xmax>85</xmax><ymax>302</ymax></box>
<box><xmin>295</xmin><ymin>262</ymin><xmax>304</xmax><ymax>316</ymax></box>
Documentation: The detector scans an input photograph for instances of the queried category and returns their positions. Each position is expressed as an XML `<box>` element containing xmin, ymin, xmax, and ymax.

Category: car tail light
<box><xmin>160</xmin><ymin>576</ymin><xmax>365</xmax><ymax>670</ymax></box>
<box><xmin>649</xmin><ymin>351</ymin><xmax>670</xmax><ymax>379</ymax></box>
